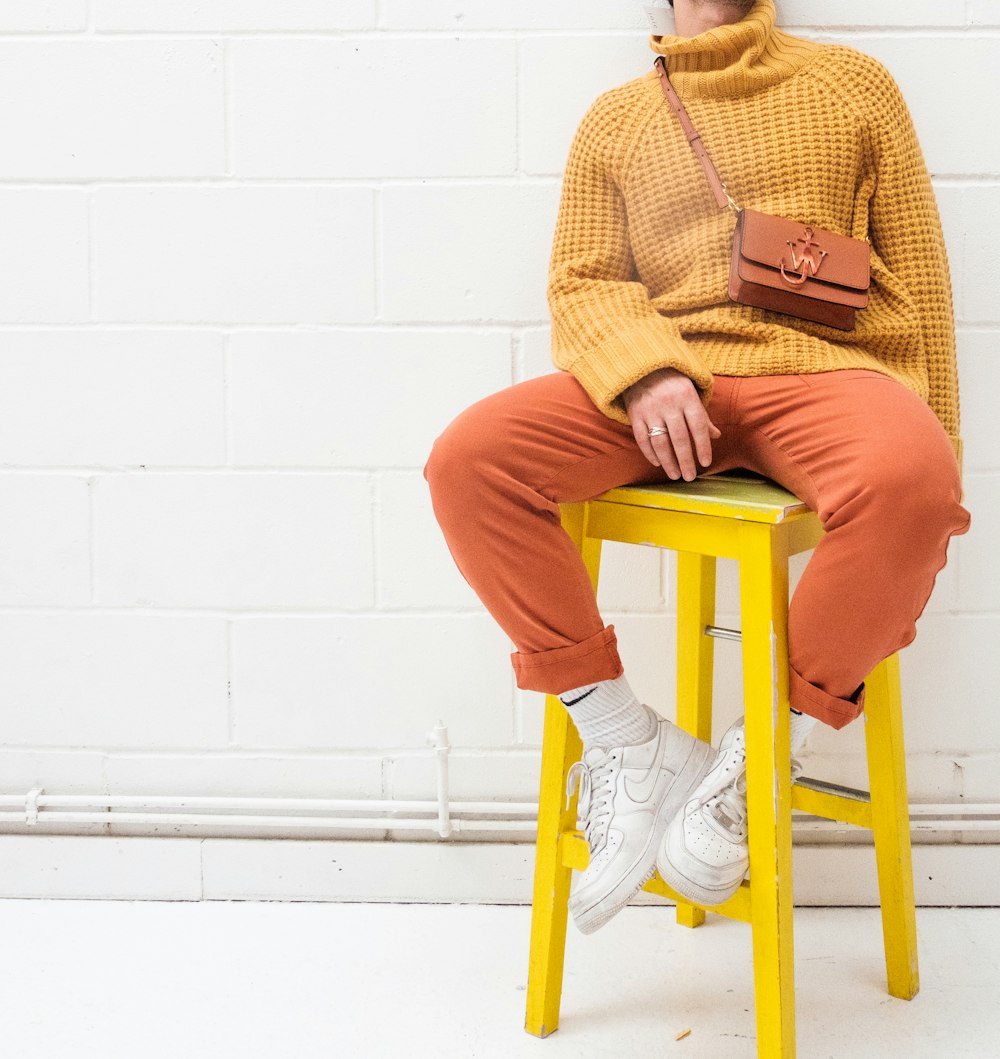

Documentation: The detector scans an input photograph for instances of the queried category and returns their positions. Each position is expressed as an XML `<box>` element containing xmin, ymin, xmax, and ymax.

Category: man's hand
<box><xmin>622</xmin><ymin>367</ymin><xmax>721</xmax><ymax>481</ymax></box>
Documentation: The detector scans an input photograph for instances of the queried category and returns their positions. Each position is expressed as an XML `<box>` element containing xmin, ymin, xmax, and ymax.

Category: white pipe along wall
<box><xmin>1</xmin><ymin>725</ymin><xmax>997</xmax><ymax>840</ymax></box>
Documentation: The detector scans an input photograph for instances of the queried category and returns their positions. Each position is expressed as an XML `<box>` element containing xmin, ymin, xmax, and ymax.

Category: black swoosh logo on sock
<box><xmin>560</xmin><ymin>687</ymin><xmax>598</xmax><ymax>707</ymax></box>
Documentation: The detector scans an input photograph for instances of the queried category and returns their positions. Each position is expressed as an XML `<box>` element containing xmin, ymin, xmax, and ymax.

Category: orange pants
<box><xmin>424</xmin><ymin>369</ymin><xmax>971</xmax><ymax>729</ymax></box>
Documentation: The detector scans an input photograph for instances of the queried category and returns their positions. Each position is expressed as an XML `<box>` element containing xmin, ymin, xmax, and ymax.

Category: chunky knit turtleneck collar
<box><xmin>648</xmin><ymin>0</ymin><xmax>820</xmax><ymax>98</ymax></box>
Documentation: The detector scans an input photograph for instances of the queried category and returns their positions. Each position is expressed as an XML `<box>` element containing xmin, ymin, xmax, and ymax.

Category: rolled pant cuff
<box><xmin>512</xmin><ymin>624</ymin><xmax>623</xmax><ymax>695</ymax></box>
<box><xmin>789</xmin><ymin>664</ymin><xmax>865</xmax><ymax>731</ymax></box>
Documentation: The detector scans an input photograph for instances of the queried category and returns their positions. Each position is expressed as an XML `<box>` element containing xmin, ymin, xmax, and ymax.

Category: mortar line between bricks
<box><xmin>0</xmin><ymin>318</ymin><xmax>992</xmax><ymax>332</ymax></box>
<box><xmin>85</xmin><ymin>179</ymin><xmax>95</xmax><ymax>321</ymax></box>
<box><xmin>0</xmin><ymin>606</ymin><xmax>711</xmax><ymax>617</ymax></box>
<box><xmin>0</xmin><ymin>31</ymin><xmax>673</xmax><ymax>41</ymax></box>
<box><xmin>373</xmin><ymin>187</ymin><xmax>382</xmax><ymax>320</ymax></box>
<box><xmin>223</xmin><ymin>37</ymin><xmax>232</xmax><ymax>178</ymax></box>
<box><xmin>87</xmin><ymin>476</ymin><xmax>97</xmax><ymax>603</ymax></box>
<box><xmin>370</xmin><ymin>473</ymin><xmax>381</xmax><ymax>608</ymax></box>
<box><xmin>0</xmin><ymin>314</ymin><xmax>989</xmax><ymax>329</ymax></box>
<box><xmin>226</xmin><ymin>618</ymin><xmax>235</xmax><ymax>747</ymax></box>
<box><xmin>0</xmin><ymin>321</ymin><xmax>557</xmax><ymax>330</ymax></box>
<box><xmin>513</xmin><ymin>35</ymin><xmax>521</xmax><ymax>177</ymax></box>
<box><xmin>0</xmin><ymin>744</ymin><xmax>547</xmax><ymax>757</ymax></box>
<box><xmin>0</xmin><ymin>176</ymin><xmax>561</xmax><ymax>188</ymax></box>
<box><xmin>222</xmin><ymin>334</ymin><xmax>233</xmax><ymax>466</ymax></box>
<box><xmin>0</xmin><ymin>467</ymin><xmax>514</xmax><ymax>475</ymax></box>
<box><xmin>0</xmin><ymin>605</ymin><xmax>478</xmax><ymax>615</ymax></box>
<box><xmin>9</xmin><ymin>746</ymin><xmax>545</xmax><ymax>758</ymax></box>
<box><xmin>0</xmin><ymin>174</ymin><xmax>992</xmax><ymax>186</ymax></box>
<box><xmin>0</xmin><ymin>467</ymin><xmax>397</xmax><ymax>475</ymax></box>
<box><xmin>2</xmin><ymin>463</ymin><xmax>990</xmax><ymax>476</ymax></box>
<box><xmin>2</xmin><ymin>28</ymin><xmax>997</xmax><ymax>39</ymax></box>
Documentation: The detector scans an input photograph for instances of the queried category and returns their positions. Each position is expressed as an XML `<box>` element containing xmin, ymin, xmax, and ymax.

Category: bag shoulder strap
<box><xmin>654</xmin><ymin>56</ymin><xmax>737</xmax><ymax>212</ymax></box>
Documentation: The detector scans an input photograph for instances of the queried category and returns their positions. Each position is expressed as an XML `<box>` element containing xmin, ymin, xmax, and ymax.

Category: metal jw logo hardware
<box><xmin>779</xmin><ymin>226</ymin><xmax>828</xmax><ymax>286</ymax></box>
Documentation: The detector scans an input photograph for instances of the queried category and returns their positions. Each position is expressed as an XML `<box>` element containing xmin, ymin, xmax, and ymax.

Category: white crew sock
<box><xmin>558</xmin><ymin>673</ymin><xmax>658</xmax><ymax>749</ymax></box>
<box><xmin>789</xmin><ymin>707</ymin><xmax>818</xmax><ymax>755</ymax></box>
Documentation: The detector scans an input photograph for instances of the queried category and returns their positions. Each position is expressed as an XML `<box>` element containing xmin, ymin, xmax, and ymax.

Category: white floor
<box><xmin>3</xmin><ymin>900</ymin><xmax>998</xmax><ymax>1059</ymax></box>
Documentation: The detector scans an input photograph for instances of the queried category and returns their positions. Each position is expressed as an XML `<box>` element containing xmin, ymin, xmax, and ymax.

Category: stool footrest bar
<box><xmin>795</xmin><ymin>776</ymin><xmax>871</xmax><ymax>802</ymax></box>
<box><xmin>792</xmin><ymin>780</ymin><xmax>873</xmax><ymax>829</ymax></box>
<box><xmin>643</xmin><ymin>873</ymin><xmax>753</xmax><ymax>924</ymax></box>
<box><xmin>705</xmin><ymin>624</ymin><xmax>742</xmax><ymax>641</ymax></box>
<box><xmin>559</xmin><ymin>830</ymin><xmax>589</xmax><ymax>871</ymax></box>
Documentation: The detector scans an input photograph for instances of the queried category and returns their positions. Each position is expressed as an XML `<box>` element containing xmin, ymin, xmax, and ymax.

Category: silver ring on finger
<box><xmin>647</xmin><ymin>426</ymin><xmax>669</xmax><ymax>437</ymax></box>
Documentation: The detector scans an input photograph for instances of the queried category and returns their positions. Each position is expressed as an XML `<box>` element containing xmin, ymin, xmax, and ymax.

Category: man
<box><xmin>424</xmin><ymin>0</ymin><xmax>970</xmax><ymax>932</ymax></box>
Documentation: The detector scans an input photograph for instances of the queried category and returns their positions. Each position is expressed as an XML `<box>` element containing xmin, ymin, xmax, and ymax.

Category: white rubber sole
<box><xmin>655</xmin><ymin>811</ymin><xmax>749</xmax><ymax>907</ymax></box>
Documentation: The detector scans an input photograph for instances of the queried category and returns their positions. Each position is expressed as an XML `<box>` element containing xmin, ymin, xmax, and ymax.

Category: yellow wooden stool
<box><xmin>524</xmin><ymin>473</ymin><xmax>919</xmax><ymax>1058</ymax></box>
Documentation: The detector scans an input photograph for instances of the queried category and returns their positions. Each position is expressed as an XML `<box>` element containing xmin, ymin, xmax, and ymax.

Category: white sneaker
<box><xmin>656</xmin><ymin>717</ymin><xmax>748</xmax><ymax>906</ymax></box>
<box><xmin>656</xmin><ymin>716</ymin><xmax>802</xmax><ymax>906</ymax></box>
<box><xmin>564</xmin><ymin>708</ymin><xmax>716</xmax><ymax>934</ymax></box>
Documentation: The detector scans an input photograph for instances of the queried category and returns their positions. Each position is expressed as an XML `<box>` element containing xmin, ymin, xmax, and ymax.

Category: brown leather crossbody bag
<box><xmin>654</xmin><ymin>56</ymin><xmax>870</xmax><ymax>331</ymax></box>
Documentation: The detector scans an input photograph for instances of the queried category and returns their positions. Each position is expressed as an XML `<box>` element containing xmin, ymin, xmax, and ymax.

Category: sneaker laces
<box><xmin>565</xmin><ymin>751</ymin><xmax>616</xmax><ymax>853</ymax></box>
<box><xmin>698</xmin><ymin>742</ymin><xmax>802</xmax><ymax>842</ymax></box>
<box><xmin>701</xmin><ymin>770</ymin><xmax>749</xmax><ymax>841</ymax></box>
<box><xmin>697</xmin><ymin>735</ymin><xmax>748</xmax><ymax>841</ymax></box>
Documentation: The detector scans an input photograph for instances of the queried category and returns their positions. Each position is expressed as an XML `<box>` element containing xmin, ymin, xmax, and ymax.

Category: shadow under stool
<box><xmin>524</xmin><ymin>472</ymin><xmax>919</xmax><ymax>1059</ymax></box>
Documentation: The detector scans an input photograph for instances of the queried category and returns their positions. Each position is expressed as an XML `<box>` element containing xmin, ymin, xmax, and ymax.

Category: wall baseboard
<box><xmin>1</xmin><ymin>835</ymin><xmax>998</xmax><ymax>906</ymax></box>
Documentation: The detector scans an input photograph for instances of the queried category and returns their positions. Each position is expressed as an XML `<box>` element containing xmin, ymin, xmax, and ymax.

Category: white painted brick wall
<box><xmin>93</xmin><ymin>473</ymin><xmax>375</xmax><ymax>608</ymax></box>
<box><xmin>0</xmin><ymin>615</ymin><xmax>228</xmax><ymax>746</ymax></box>
<box><xmin>0</xmin><ymin>3</ymin><xmax>997</xmax><ymax>876</ymax></box>
<box><xmin>0</xmin><ymin>40</ymin><xmax>224</xmax><ymax>178</ymax></box>
<box><xmin>381</xmin><ymin>184</ymin><xmax>558</xmax><ymax>321</ymax></box>
<box><xmin>0</xmin><ymin>190</ymin><xmax>88</xmax><ymax>320</ymax></box>
<box><xmin>0</xmin><ymin>476</ymin><xmax>90</xmax><ymax>604</ymax></box>
<box><xmin>519</xmin><ymin>36</ymin><xmax>647</xmax><ymax>174</ymax></box>
<box><xmin>94</xmin><ymin>187</ymin><xmax>376</xmax><ymax>322</ymax></box>
<box><xmin>0</xmin><ymin>332</ymin><xmax>226</xmax><ymax>465</ymax></box>
<box><xmin>233</xmin><ymin>38</ymin><xmax>518</xmax><ymax>179</ymax></box>
<box><xmin>228</xmin><ymin>330</ymin><xmax>511</xmax><ymax>468</ymax></box>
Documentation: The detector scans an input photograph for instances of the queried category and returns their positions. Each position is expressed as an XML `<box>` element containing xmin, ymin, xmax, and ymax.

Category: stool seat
<box><xmin>599</xmin><ymin>471</ymin><xmax>811</xmax><ymax>523</ymax></box>
<box><xmin>525</xmin><ymin>473</ymin><xmax>919</xmax><ymax>1058</ymax></box>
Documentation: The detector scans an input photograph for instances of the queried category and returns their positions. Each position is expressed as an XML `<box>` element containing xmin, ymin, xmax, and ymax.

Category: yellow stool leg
<box><xmin>525</xmin><ymin>503</ymin><xmax>600</xmax><ymax>1038</ymax></box>
<box><xmin>740</xmin><ymin>522</ymin><xmax>796</xmax><ymax>1058</ymax></box>
<box><xmin>864</xmin><ymin>653</ymin><xmax>920</xmax><ymax>1000</ymax></box>
<box><xmin>525</xmin><ymin>693</ymin><xmax>583</xmax><ymax>1037</ymax></box>
<box><xmin>675</xmin><ymin>551</ymin><xmax>717</xmax><ymax>930</ymax></box>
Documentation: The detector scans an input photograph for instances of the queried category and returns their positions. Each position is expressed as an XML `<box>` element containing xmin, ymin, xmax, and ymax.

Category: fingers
<box><xmin>684</xmin><ymin>405</ymin><xmax>722</xmax><ymax>469</ymax></box>
<box><xmin>644</xmin><ymin>412</ymin><xmax>721</xmax><ymax>481</ymax></box>
<box><xmin>626</xmin><ymin>373</ymin><xmax>723</xmax><ymax>481</ymax></box>
<box><xmin>650</xmin><ymin>427</ymin><xmax>682</xmax><ymax>480</ymax></box>
<box><xmin>632</xmin><ymin>421</ymin><xmax>661</xmax><ymax>467</ymax></box>
<box><xmin>663</xmin><ymin>414</ymin><xmax>697</xmax><ymax>481</ymax></box>
<box><xmin>633</xmin><ymin>420</ymin><xmax>683</xmax><ymax>477</ymax></box>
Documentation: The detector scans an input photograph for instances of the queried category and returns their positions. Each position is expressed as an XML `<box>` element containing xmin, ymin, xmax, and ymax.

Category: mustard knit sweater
<box><xmin>547</xmin><ymin>0</ymin><xmax>962</xmax><ymax>468</ymax></box>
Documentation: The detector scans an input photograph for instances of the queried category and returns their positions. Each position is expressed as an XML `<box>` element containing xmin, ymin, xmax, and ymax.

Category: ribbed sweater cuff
<box><xmin>565</xmin><ymin>319</ymin><xmax>714</xmax><ymax>425</ymax></box>
<box><xmin>948</xmin><ymin>434</ymin><xmax>962</xmax><ymax>473</ymax></box>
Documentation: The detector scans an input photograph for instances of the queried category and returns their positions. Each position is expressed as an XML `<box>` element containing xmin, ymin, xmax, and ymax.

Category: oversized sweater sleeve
<box><xmin>865</xmin><ymin>61</ymin><xmax>962</xmax><ymax>474</ymax></box>
<box><xmin>547</xmin><ymin>90</ymin><xmax>714</xmax><ymax>424</ymax></box>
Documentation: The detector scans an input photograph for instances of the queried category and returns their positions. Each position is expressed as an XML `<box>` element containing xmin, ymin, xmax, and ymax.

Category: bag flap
<box><xmin>737</xmin><ymin>208</ymin><xmax>870</xmax><ymax>291</ymax></box>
